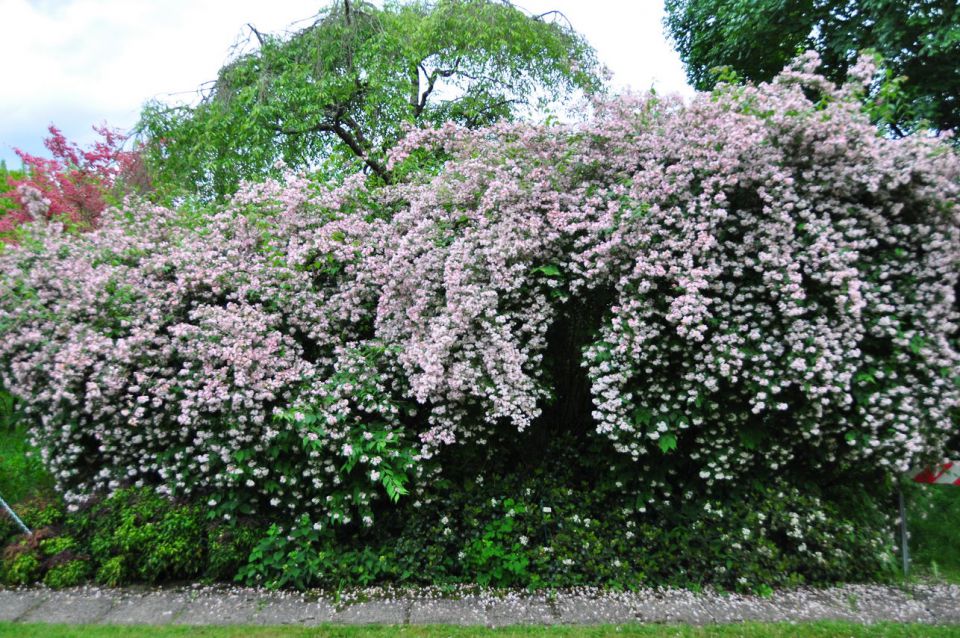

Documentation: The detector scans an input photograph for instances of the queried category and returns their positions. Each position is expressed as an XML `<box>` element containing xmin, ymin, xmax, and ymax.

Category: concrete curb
<box><xmin>1</xmin><ymin>583</ymin><xmax>958</xmax><ymax>626</ymax></box>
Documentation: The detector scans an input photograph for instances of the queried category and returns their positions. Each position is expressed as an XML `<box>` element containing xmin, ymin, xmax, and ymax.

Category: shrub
<box><xmin>73</xmin><ymin>488</ymin><xmax>206</xmax><ymax>585</ymax></box>
<box><xmin>0</xmin><ymin>496</ymin><xmax>64</xmax><ymax>547</ymax></box>
<box><xmin>238</xmin><ymin>433</ymin><xmax>894</xmax><ymax>591</ymax></box>
<box><xmin>1</xmin><ymin>549</ymin><xmax>40</xmax><ymax>585</ymax></box>
<box><xmin>43</xmin><ymin>558</ymin><xmax>90</xmax><ymax>588</ymax></box>
<box><xmin>0</xmin><ymin>53</ymin><xmax>956</xmax><ymax>588</ymax></box>
<box><xmin>205</xmin><ymin>522</ymin><xmax>262</xmax><ymax>582</ymax></box>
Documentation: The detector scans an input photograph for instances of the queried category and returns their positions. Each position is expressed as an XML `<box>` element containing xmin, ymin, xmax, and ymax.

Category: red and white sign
<box><xmin>912</xmin><ymin>461</ymin><xmax>960</xmax><ymax>486</ymax></box>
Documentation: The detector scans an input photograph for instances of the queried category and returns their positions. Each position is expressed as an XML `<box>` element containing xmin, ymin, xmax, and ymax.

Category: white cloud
<box><xmin>0</xmin><ymin>0</ymin><xmax>692</xmax><ymax>164</ymax></box>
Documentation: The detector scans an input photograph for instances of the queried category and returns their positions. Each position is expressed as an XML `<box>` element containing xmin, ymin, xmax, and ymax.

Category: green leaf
<box><xmin>632</xmin><ymin>406</ymin><xmax>652</xmax><ymax>426</ymax></box>
<box><xmin>532</xmin><ymin>264</ymin><xmax>562</xmax><ymax>277</ymax></box>
<box><xmin>658</xmin><ymin>434</ymin><xmax>677</xmax><ymax>453</ymax></box>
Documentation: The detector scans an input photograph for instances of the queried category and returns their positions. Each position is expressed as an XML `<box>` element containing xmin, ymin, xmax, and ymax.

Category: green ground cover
<box><xmin>2</xmin><ymin>622</ymin><xmax>959</xmax><ymax>638</ymax></box>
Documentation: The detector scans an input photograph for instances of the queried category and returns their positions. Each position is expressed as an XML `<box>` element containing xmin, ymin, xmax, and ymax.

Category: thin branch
<box><xmin>415</xmin><ymin>58</ymin><xmax>463</xmax><ymax>117</ymax></box>
<box><xmin>247</xmin><ymin>23</ymin><xmax>266</xmax><ymax>47</ymax></box>
<box><xmin>266</xmin><ymin>119</ymin><xmax>391</xmax><ymax>182</ymax></box>
<box><xmin>330</xmin><ymin>122</ymin><xmax>391</xmax><ymax>181</ymax></box>
<box><xmin>534</xmin><ymin>10</ymin><xmax>574</xmax><ymax>29</ymax></box>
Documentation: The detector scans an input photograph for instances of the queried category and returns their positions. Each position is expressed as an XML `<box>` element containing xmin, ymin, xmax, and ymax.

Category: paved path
<box><xmin>1</xmin><ymin>584</ymin><xmax>958</xmax><ymax>626</ymax></box>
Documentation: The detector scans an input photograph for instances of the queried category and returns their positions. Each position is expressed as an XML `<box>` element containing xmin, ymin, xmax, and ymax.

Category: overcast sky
<box><xmin>0</xmin><ymin>0</ymin><xmax>693</xmax><ymax>166</ymax></box>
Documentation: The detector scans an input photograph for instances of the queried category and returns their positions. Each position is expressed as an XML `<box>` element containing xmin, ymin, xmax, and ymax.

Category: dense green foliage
<box><xmin>0</xmin><ymin>429</ymin><xmax>904</xmax><ymax>591</ymax></box>
<box><xmin>906</xmin><ymin>482</ymin><xmax>960</xmax><ymax>581</ymax></box>
<box><xmin>663</xmin><ymin>0</ymin><xmax>960</xmax><ymax>135</ymax></box>
<box><xmin>237</xmin><ymin>434</ymin><xmax>894</xmax><ymax>592</ymax></box>
<box><xmin>136</xmin><ymin>0</ymin><xmax>601</xmax><ymax>200</ymax></box>
<box><xmin>0</xmin><ymin>161</ymin><xmax>26</xmax><ymax>219</ymax></box>
<box><xmin>0</xmin><ymin>487</ymin><xmax>256</xmax><ymax>588</ymax></box>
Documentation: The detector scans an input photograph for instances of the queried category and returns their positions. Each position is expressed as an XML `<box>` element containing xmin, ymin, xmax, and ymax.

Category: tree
<box><xmin>0</xmin><ymin>125</ymin><xmax>148</xmax><ymax>240</ymax></box>
<box><xmin>137</xmin><ymin>0</ymin><xmax>602</xmax><ymax>200</ymax></box>
<box><xmin>663</xmin><ymin>0</ymin><xmax>960</xmax><ymax>136</ymax></box>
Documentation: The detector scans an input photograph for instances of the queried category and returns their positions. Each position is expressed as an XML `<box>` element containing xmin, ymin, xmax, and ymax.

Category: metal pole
<box><xmin>0</xmin><ymin>492</ymin><xmax>31</xmax><ymax>535</ymax></box>
<box><xmin>898</xmin><ymin>486</ymin><xmax>910</xmax><ymax>578</ymax></box>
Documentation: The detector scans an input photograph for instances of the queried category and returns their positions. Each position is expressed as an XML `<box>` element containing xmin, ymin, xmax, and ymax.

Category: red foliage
<box><xmin>1</xmin><ymin>125</ymin><xmax>148</xmax><ymax>237</ymax></box>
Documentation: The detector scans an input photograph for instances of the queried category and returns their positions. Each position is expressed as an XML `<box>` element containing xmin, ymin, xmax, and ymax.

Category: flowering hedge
<box><xmin>0</xmin><ymin>54</ymin><xmax>957</xmax><ymax>534</ymax></box>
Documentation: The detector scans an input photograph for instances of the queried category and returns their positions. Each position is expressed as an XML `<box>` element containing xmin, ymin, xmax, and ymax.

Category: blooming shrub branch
<box><xmin>0</xmin><ymin>54</ymin><xmax>956</xmax><ymax>534</ymax></box>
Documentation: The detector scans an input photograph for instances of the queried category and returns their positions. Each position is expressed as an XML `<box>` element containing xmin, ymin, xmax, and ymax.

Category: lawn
<box><xmin>1</xmin><ymin>622</ymin><xmax>959</xmax><ymax>638</ymax></box>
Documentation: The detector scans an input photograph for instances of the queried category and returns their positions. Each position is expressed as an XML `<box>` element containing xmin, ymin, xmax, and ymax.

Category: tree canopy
<box><xmin>663</xmin><ymin>0</ymin><xmax>960</xmax><ymax>136</ymax></box>
<box><xmin>137</xmin><ymin>0</ymin><xmax>602</xmax><ymax>200</ymax></box>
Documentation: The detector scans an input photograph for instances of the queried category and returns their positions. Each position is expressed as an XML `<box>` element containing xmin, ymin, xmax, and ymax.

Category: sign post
<box><xmin>898</xmin><ymin>487</ymin><xmax>910</xmax><ymax>577</ymax></box>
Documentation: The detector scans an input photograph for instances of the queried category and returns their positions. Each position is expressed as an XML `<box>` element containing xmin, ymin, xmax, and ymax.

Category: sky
<box><xmin>0</xmin><ymin>0</ymin><xmax>694</xmax><ymax>167</ymax></box>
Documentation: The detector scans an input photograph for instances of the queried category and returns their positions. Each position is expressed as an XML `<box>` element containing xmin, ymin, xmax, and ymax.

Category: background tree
<box><xmin>0</xmin><ymin>125</ymin><xmax>148</xmax><ymax>240</ymax></box>
<box><xmin>663</xmin><ymin>0</ymin><xmax>960</xmax><ymax>136</ymax></box>
<box><xmin>137</xmin><ymin>0</ymin><xmax>602</xmax><ymax>200</ymax></box>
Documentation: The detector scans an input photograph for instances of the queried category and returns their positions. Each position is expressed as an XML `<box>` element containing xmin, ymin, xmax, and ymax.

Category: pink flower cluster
<box><xmin>0</xmin><ymin>54</ymin><xmax>956</xmax><ymax>519</ymax></box>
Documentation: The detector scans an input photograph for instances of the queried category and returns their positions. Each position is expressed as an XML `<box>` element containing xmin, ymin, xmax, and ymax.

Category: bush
<box><xmin>1</xmin><ymin>543</ymin><xmax>41</xmax><ymax>585</ymax></box>
<box><xmin>205</xmin><ymin>522</ymin><xmax>262</xmax><ymax>582</ymax></box>
<box><xmin>0</xmin><ymin>496</ymin><xmax>64</xmax><ymax>547</ymax></box>
<box><xmin>71</xmin><ymin>488</ymin><xmax>206</xmax><ymax>585</ymax></box>
<box><xmin>43</xmin><ymin>558</ymin><xmax>90</xmax><ymax>588</ymax></box>
<box><xmin>0</xmin><ymin>54</ymin><xmax>956</xmax><ymax>589</ymax></box>
<box><xmin>238</xmin><ymin>433</ymin><xmax>895</xmax><ymax>591</ymax></box>
<box><xmin>0</xmin><ymin>485</ymin><xmax>259</xmax><ymax>587</ymax></box>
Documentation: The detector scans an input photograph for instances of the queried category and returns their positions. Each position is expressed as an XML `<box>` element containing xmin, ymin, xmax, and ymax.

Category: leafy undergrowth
<box><xmin>905</xmin><ymin>482</ymin><xmax>960</xmax><ymax>584</ymax></box>
<box><xmin>2</xmin><ymin>622</ymin><xmax>960</xmax><ymax>638</ymax></box>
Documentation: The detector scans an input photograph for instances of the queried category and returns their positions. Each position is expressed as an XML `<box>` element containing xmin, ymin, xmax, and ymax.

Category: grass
<box><xmin>1</xmin><ymin>623</ymin><xmax>959</xmax><ymax>638</ymax></box>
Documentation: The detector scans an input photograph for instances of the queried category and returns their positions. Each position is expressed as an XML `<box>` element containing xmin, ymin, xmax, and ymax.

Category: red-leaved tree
<box><xmin>1</xmin><ymin>125</ymin><xmax>149</xmax><ymax>238</ymax></box>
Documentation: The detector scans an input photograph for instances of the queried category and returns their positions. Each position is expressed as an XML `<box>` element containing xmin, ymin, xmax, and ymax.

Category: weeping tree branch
<box><xmin>416</xmin><ymin>58</ymin><xmax>462</xmax><ymax>116</ymax></box>
<box><xmin>268</xmin><ymin>116</ymin><xmax>391</xmax><ymax>182</ymax></box>
<box><xmin>247</xmin><ymin>23</ymin><xmax>266</xmax><ymax>47</ymax></box>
